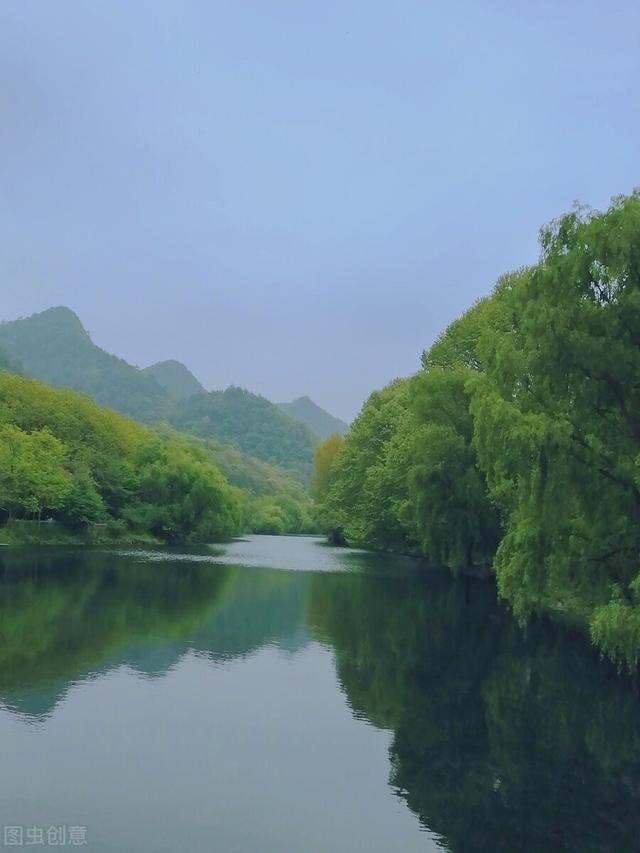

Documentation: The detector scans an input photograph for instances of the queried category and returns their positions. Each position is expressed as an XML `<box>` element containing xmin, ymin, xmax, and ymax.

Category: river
<box><xmin>0</xmin><ymin>535</ymin><xmax>638</xmax><ymax>852</ymax></box>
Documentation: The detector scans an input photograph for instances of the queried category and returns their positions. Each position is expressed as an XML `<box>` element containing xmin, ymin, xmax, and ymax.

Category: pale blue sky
<box><xmin>1</xmin><ymin>1</ymin><xmax>638</xmax><ymax>420</ymax></box>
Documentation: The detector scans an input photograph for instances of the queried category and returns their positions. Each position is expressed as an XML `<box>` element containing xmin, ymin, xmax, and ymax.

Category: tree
<box><xmin>0</xmin><ymin>424</ymin><xmax>71</xmax><ymax>520</ymax></box>
<box><xmin>311</xmin><ymin>433</ymin><xmax>344</xmax><ymax>502</ymax></box>
<box><xmin>321</xmin><ymin>379</ymin><xmax>415</xmax><ymax>550</ymax></box>
<box><xmin>59</xmin><ymin>469</ymin><xmax>107</xmax><ymax>529</ymax></box>
<box><xmin>470</xmin><ymin>194</ymin><xmax>640</xmax><ymax>663</ymax></box>
<box><xmin>407</xmin><ymin>296</ymin><xmax>503</xmax><ymax>571</ymax></box>
<box><xmin>135</xmin><ymin>439</ymin><xmax>242</xmax><ymax>542</ymax></box>
<box><xmin>0</xmin><ymin>424</ymin><xmax>31</xmax><ymax>518</ymax></box>
<box><xmin>0</xmin><ymin>373</ymin><xmax>245</xmax><ymax>542</ymax></box>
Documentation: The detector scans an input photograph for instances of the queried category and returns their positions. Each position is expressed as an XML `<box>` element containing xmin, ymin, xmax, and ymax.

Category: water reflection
<box><xmin>1</xmin><ymin>538</ymin><xmax>639</xmax><ymax>851</ymax></box>
<box><xmin>307</xmin><ymin>569</ymin><xmax>640</xmax><ymax>853</ymax></box>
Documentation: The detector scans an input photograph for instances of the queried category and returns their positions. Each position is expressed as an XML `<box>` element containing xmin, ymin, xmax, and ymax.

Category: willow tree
<box><xmin>470</xmin><ymin>194</ymin><xmax>640</xmax><ymax>664</ymax></box>
<box><xmin>321</xmin><ymin>379</ymin><xmax>416</xmax><ymax>550</ymax></box>
<box><xmin>406</xmin><ymin>296</ymin><xmax>503</xmax><ymax>571</ymax></box>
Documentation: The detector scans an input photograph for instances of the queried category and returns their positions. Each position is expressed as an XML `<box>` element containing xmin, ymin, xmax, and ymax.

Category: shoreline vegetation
<box><xmin>3</xmin><ymin>193</ymin><xmax>640</xmax><ymax>671</ymax></box>
<box><xmin>0</xmin><ymin>519</ymin><xmax>161</xmax><ymax>548</ymax></box>
<box><xmin>312</xmin><ymin>193</ymin><xmax>640</xmax><ymax>669</ymax></box>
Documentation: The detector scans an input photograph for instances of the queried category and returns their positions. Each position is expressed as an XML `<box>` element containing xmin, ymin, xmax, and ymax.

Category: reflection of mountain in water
<box><xmin>3</xmin><ymin>538</ymin><xmax>640</xmax><ymax>853</ymax></box>
<box><xmin>192</xmin><ymin>569</ymin><xmax>309</xmax><ymax>660</ymax></box>
<box><xmin>0</xmin><ymin>547</ymin><xmax>311</xmax><ymax>720</ymax></box>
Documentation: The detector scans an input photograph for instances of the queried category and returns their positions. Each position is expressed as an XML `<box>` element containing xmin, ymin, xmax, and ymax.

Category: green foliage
<box><xmin>472</xmin><ymin>195</ymin><xmax>640</xmax><ymax>656</ymax></box>
<box><xmin>316</xmin><ymin>191</ymin><xmax>640</xmax><ymax>665</ymax></box>
<box><xmin>407</xmin><ymin>296</ymin><xmax>502</xmax><ymax>571</ymax></box>
<box><xmin>0</xmin><ymin>372</ymin><xmax>242</xmax><ymax>543</ymax></box>
<box><xmin>133</xmin><ymin>438</ymin><xmax>243</xmax><ymax>542</ymax></box>
<box><xmin>591</xmin><ymin>580</ymin><xmax>640</xmax><ymax>669</ymax></box>
<box><xmin>170</xmin><ymin>386</ymin><xmax>318</xmax><ymax>481</ymax></box>
<box><xmin>248</xmin><ymin>494</ymin><xmax>313</xmax><ymax>535</ymax></box>
<box><xmin>321</xmin><ymin>379</ymin><xmax>416</xmax><ymax>550</ymax></box>
<box><xmin>57</xmin><ymin>468</ymin><xmax>108</xmax><ymax>530</ymax></box>
<box><xmin>311</xmin><ymin>433</ymin><xmax>344</xmax><ymax>502</ymax></box>
<box><xmin>318</xmin><ymin>300</ymin><xmax>501</xmax><ymax>565</ymax></box>
<box><xmin>153</xmin><ymin>426</ymin><xmax>315</xmax><ymax>535</ymax></box>
<box><xmin>0</xmin><ymin>424</ymin><xmax>71</xmax><ymax>518</ymax></box>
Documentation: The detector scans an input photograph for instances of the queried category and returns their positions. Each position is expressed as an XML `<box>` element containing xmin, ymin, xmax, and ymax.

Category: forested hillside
<box><xmin>0</xmin><ymin>373</ymin><xmax>243</xmax><ymax>543</ymax></box>
<box><xmin>171</xmin><ymin>386</ymin><xmax>318</xmax><ymax>481</ymax></box>
<box><xmin>155</xmin><ymin>426</ymin><xmax>313</xmax><ymax>535</ymax></box>
<box><xmin>277</xmin><ymin>396</ymin><xmax>348</xmax><ymax>439</ymax></box>
<box><xmin>314</xmin><ymin>192</ymin><xmax>640</xmax><ymax>667</ymax></box>
<box><xmin>0</xmin><ymin>307</ymin><xmax>169</xmax><ymax>422</ymax></box>
<box><xmin>0</xmin><ymin>308</ymin><xmax>318</xmax><ymax>481</ymax></box>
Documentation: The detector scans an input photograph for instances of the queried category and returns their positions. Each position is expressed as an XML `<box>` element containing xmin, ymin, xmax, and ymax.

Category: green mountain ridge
<box><xmin>0</xmin><ymin>306</ymin><xmax>332</xmax><ymax>485</ymax></box>
<box><xmin>0</xmin><ymin>307</ymin><xmax>168</xmax><ymax>422</ymax></box>
<box><xmin>277</xmin><ymin>395</ymin><xmax>348</xmax><ymax>439</ymax></box>
<box><xmin>142</xmin><ymin>359</ymin><xmax>206</xmax><ymax>400</ymax></box>
<box><xmin>170</xmin><ymin>386</ymin><xmax>318</xmax><ymax>481</ymax></box>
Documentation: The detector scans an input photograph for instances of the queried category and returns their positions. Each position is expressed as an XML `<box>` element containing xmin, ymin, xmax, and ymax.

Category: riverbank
<box><xmin>0</xmin><ymin>523</ymin><xmax>161</xmax><ymax>549</ymax></box>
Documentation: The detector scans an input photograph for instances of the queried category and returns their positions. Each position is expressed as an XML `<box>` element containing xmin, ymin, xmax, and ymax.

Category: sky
<box><xmin>1</xmin><ymin>1</ymin><xmax>638</xmax><ymax>421</ymax></box>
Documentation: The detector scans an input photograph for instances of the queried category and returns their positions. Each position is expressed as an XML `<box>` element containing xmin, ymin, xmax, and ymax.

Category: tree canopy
<box><xmin>314</xmin><ymin>192</ymin><xmax>640</xmax><ymax>666</ymax></box>
<box><xmin>0</xmin><ymin>373</ymin><xmax>242</xmax><ymax>542</ymax></box>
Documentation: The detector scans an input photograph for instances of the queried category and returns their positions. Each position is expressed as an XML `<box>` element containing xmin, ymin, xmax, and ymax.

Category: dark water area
<box><xmin>0</xmin><ymin>536</ymin><xmax>638</xmax><ymax>852</ymax></box>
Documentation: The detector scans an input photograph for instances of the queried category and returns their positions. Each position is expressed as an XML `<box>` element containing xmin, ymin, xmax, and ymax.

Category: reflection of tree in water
<box><xmin>307</xmin><ymin>568</ymin><xmax>640</xmax><ymax>853</ymax></box>
<box><xmin>0</xmin><ymin>550</ymin><xmax>233</xmax><ymax>700</ymax></box>
<box><xmin>0</xmin><ymin>550</ymin><xmax>310</xmax><ymax>719</ymax></box>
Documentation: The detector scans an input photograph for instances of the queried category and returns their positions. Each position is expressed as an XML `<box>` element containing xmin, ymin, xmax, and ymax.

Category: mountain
<box><xmin>0</xmin><ymin>307</ymin><xmax>169</xmax><ymax>422</ymax></box>
<box><xmin>0</xmin><ymin>307</ymin><xmax>318</xmax><ymax>484</ymax></box>
<box><xmin>156</xmin><ymin>424</ymin><xmax>310</xmax><ymax>503</ymax></box>
<box><xmin>170</xmin><ymin>386</ymin><xmax>318</xmax><ymax>481</ymax></box>
<box><xmin>277</xmin><ymin>395</ymin><xmax>348</xmax><ymax>439</ymax></box>
<box><xmin>142</xmin><ymin>359</ymin><xmax>206</xmax><ymax>400</ymax></box>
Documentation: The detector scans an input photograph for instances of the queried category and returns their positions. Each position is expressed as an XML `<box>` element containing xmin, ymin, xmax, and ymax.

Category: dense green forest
<box><xmin>0</xmin><ymin>372</ymin><xmax>244</xmax><ymax>543</ymax></box>
<box><xmin>314</xmin><ymin>193</ymin><xmax>640</xmax><ymax>666</ymax></box>
<box><xmin>0</xmin><ymin>372</ymin><xmax>312</xmax><ymax>543</ymax></box>
<box><xmin>170</xmin><ymin>386</ymin><xmax>318</xmax><ymax>480</ymax></box>
<box><xmin>154</xmin><ymin>426</ymin><xmax>313</xmax><ymax>535</ymax></box>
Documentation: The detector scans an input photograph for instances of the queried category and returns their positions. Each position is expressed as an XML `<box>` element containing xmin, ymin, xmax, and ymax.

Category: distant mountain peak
<box><xmin>0</xmin><ymin>306</ymin><xmax>169</xmax><ymax>422</ymax></box>
<box><xmin>277</xmin><ymin>396</ymin><xmax>348</xmax><ymax>439</ymax></box>
<box><xmin>11</xmin><ymin>306</ymin><xmax>91</xmax><ymax>339</ymax></box>
<box><xmin>142</xmin><ymin>359</ymin><xmax>206</xmax><ymax>401</ymax></box>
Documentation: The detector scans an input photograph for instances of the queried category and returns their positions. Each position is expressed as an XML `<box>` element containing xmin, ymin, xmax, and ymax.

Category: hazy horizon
<box><xmin>2</xmin><ymin>1</ymin><xmax>639</xmax><ymax>421</ymax></box>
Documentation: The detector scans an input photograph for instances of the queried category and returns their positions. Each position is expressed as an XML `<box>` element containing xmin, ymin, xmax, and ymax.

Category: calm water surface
<box><xmin>0</xmin><ymin>535</ymin><xmax>639</xmax><ymax>852</ymax></box>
